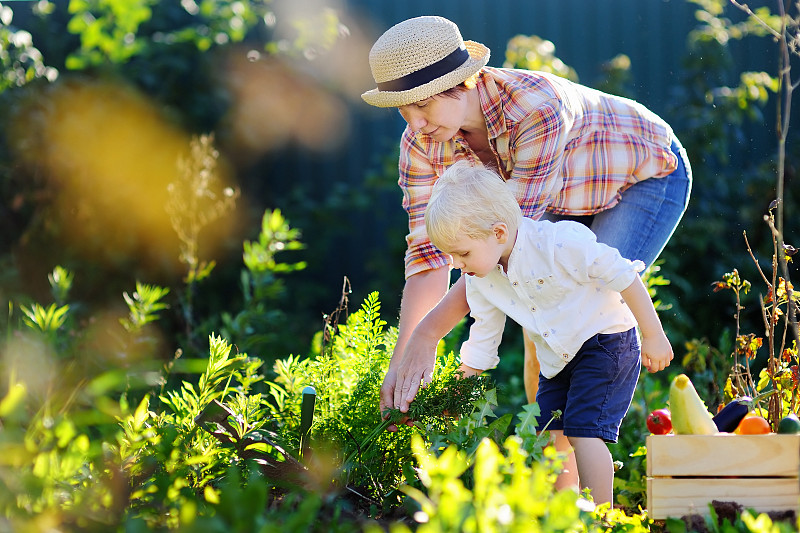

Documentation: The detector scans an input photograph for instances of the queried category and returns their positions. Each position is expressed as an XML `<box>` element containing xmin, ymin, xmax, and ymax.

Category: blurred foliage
<box><xmin>0</xmin><ymin>2</ymin><xmax>57</xmax><ymax>90</ymax></box>
<box><xmin>1</xmin><ymin>0</ymin><xmax>800</xmax><ymax>528</ymax></box>
<box><xmin>0</xmin><ymin>0</ymin><xmax>347</xmax><ymax>360</ymax></box>
<box><xmin>502</xmin><ymin>34</ymin><xmax>579</xmax><ymax>82</ymax></box>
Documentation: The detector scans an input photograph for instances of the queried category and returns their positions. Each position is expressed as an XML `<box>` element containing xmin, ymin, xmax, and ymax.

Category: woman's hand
<box><xmin>379</xmin><ymin>270</ymin><xmax>470</xmax><ymax>429</ymax></box>
<box><xmin>392</xmin><ymin>332</ymin><xmax>439</xmax><ymax>411</ymax></box>
<box><xmin>378</xmin><ymin>334</ymin><xmax>438</xmax><ymax>431</ymax></box>
<box><xmin>378</xmin><ymin>366</ymin><xmax>407</xmax><ymax>431</ymax></box>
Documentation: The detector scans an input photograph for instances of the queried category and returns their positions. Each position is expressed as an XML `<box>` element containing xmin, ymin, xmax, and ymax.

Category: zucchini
<box><xmin>669</xmin><ymin>374</ymin><xmax>718</xmax><ymax>435</ymax></box>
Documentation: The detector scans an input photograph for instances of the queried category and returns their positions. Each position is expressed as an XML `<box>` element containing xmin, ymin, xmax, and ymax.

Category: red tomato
<box><xmin>647</xmin><ymin>408</ymin><xmax>673</xmax><ymax>435</ymax></box>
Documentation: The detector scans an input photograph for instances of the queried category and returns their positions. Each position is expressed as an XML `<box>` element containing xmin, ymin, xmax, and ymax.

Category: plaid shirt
<box><xmin>400</xmin><ymin>67</ymin><xmax>678</xmax><ymax>278</ymax></box>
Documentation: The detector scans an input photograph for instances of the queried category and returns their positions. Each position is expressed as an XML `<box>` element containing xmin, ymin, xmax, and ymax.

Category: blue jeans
<box><xmin>541</xmin><ymin>140</ymin><xmax>692</xmax><ymax>269</ymax></box>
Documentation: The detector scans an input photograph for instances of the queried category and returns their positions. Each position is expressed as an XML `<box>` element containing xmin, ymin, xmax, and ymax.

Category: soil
<box><xmin>651</xmin><ymin>500</ymin><xmax>798</xmax><ymax>532</ymax></box>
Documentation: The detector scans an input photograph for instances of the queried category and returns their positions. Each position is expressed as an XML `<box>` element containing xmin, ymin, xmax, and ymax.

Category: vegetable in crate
<box><xmin>646</xmin><ymin>408</ymin><xmax>672</xmax><ymax>435</ymax></box>
<box><xmin>668</xmin><ymin>374</ymin><xmax>718</xmax><ymax>435</ymax></box>
<box><xmin>734</xmin><ymin>413</ymin><xmax>771</xmax><ymax>434</ymax></box>
<box><xmin>712</xmin><ymin>396</ymin><xmax>751</xmax><ymax>433</ymax></box>
<box><xmin>777</xmin><ymin>413</ymin><xmax>800</xmax><ymax>434</ymax></box>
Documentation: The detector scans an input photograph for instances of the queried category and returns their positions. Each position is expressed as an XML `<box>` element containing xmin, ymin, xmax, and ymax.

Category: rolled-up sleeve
<box><xmin>459</xmin><ymin>277</ymin><xmax>506</xmax><ymax>370</ymax></box>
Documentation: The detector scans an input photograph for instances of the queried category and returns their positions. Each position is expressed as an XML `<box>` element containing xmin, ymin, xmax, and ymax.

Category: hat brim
<box><xmin>361</xmin><ymin>41</ymin><xmax>490</xmax><ymax>108</ymax></box>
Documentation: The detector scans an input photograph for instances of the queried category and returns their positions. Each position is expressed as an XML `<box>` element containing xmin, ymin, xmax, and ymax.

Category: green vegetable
<box><xmin>777</xmin><ymin>413</ymin><xmax>800</xmax><ymax>434</ymax></box>
<box><xmin>669</xmin><ymin>374</ymin><xmax>718</xmax><ymax>435</ymax></box>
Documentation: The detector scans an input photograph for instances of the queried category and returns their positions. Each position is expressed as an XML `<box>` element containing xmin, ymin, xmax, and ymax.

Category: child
<box><xmin>424</xmin><ymin>162</ymin><xmax>674</xmax><ymax>505</ymax></box>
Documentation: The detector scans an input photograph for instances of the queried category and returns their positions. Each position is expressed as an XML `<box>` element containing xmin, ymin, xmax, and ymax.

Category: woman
<box><xmin>361</xmin><ymin>16</ymin><xmax>690</xmax><ymax>442</ymax></box>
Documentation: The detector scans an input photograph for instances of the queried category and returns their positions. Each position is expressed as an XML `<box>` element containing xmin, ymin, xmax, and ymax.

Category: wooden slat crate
<box><xmin>646</xmin><ymin>434</ymin><xmax>800</xmax><ymax>519</ymax></box>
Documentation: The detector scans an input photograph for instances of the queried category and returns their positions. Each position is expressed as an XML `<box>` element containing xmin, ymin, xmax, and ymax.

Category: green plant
<box><xmin>120</xmin><ymin>282</ymin><xmax>170</xmax><ymax>333</ymax></box>
<box><xmin>711</xmin><ymin>217</ymin><xmax>799</xmax><ymax>427</ymax></box>
<box><xmin>703</xmin><ymin>0</ymin><xmax>800</xmax><ymax>430</ymax></box>
<box><xmin>219</xmin><ymin>208</ymin><xmax>307</xmax><ymax>358</ymax></box>
<box><xmin>664</xmin><ymin>508</ymin><xmax>799</xmax><ymax>533</ymax></box>
<box><xmin>502</xmin><ymin>34</ymin><xmax>579</xmax><ymax>81</ymax></box>
<box><xmin>276</xmin><ymin>292</ymin><xmax>493</xmax><ymax>505</ymax></box>
<box><xmin>167</xmin><ymin>133</ymin><xmax>240</xmax><ymax>286</ymax></box>
<box><xmin>0</xmin><ymin>271</ymin><xmax>170</xmax><ymax>530</ymax></box>
<box><xmin>117</xmin><ymin>334</ymin><xmax>278</xmax><ymax>529</ymax></box>
<box><xmin>166</xmin><ymin>133</ymin><xmax>239</xmax><ymax>346</ymax></box>
<box><xmin>380</xmin><ymin>434</ymin><xmax>597</xmax><ymax>533</ymax></box>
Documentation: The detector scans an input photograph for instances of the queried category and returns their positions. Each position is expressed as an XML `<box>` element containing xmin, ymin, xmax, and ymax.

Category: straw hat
<box><xmin>361</xmin><ymin>16</ymin><xmax>490</xmax><ymax>108</ymax></box>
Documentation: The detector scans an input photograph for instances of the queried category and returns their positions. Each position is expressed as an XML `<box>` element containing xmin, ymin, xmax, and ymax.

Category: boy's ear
<box><xmin>493</xmin><ymin>222</ymin><xmax>509</xmax><ymax>243</ymax></box>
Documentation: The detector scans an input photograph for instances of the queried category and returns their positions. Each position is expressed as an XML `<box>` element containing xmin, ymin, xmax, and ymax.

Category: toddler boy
<box><xmin>424</xmin><ymin>162</ymin><xmax>673</xmax><ymax>505</ymax></box>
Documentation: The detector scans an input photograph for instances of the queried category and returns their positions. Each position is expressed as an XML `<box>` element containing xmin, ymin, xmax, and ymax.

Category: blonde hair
<box><xmin>425</xmin><ymin>162</ymin><xmax>522</xmax><ymax>250</ymax></box>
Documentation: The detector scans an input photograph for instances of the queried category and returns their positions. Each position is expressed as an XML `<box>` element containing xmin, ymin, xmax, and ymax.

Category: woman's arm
<box><xmin>380</xmin><ymin>271</ymin><xmax>470</xmax><ymax>417</ymax></box>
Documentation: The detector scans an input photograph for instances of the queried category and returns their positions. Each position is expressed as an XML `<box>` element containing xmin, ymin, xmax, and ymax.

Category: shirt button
<box><xmin>537</xmin><ymin>278</ymin><xmax>545</xmax><ymax>285</ymax></box>
<box><xmin>543</xmin><ymin>332</ymin><xmax>549</xmax><ymax>337</ymax></box>
<box><xmin>530</xmin><ymin>306</ymin><xmax>536</xmax><ymax>312</ymax></box>
<box><xmin>512</xmin><ymin>281</ymin><xmax>519</xmax><ymax>286</ymax></box>
<box><xmin>563</xmin><ymin>353</ymin><xmax>569</xmax><ymax>360</ymax></box>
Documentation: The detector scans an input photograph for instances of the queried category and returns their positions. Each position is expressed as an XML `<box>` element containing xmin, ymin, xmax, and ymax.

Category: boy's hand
<box><xmin>457</xmin><ymin>363</ymin><xmax>483</xmax><ymax>378</ymax></box>
<box><xmin>620</xmin><ymin>277</ymin><xmax>674</xmax><ymax>373</ymax></box>
<box><xmin>641</xmin><ymin>332</ymin><xmax>673</xmax><ymax>373</ymax></box>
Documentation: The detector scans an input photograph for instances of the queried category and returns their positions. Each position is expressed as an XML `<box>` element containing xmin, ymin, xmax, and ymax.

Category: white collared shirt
<box><xmin>460</xmin><ymin>218</ymin><xmax>644</xmax><ymax>378</ymax></box>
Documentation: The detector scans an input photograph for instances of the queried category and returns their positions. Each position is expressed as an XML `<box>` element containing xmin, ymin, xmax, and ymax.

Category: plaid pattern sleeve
<box><xmin>399</xmin><ymin>128</ymin><xmax>453</xmax><ymax>278</ymax></box>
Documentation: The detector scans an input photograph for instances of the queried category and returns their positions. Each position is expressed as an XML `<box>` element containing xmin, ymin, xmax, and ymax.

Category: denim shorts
<box><xmin>534</xmin><ymin>328</ymin><xmax>641</xmax><ymax>443</ymax></box>
<box><xmin>541</xmin><ymin>139</ymin><xmax>692</xmax><ymax>269</ymax></box>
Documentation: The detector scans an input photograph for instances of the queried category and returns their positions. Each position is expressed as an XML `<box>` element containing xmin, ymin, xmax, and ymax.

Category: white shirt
<box><xmin>460</xmin><ymin>218</ymin><xmax>644</xmax><ymax>378</ymax></box>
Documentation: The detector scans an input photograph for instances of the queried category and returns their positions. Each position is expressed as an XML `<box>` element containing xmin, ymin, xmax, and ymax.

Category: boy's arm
<box><xmin>457</xmin><ymin>363</ymin><xmax>484</xmax><ymax>377</ymax></box>
<box><xmin>620</xmin><ymin>276</ymin><xmax>674</xmax><ymax>373</ymax></box>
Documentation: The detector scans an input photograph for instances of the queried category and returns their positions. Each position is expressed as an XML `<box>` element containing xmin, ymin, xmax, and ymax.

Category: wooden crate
<box><xmin>646</xmin><ymin>434</ymin><xmax>800</xmax><ymax>519</ymax></box>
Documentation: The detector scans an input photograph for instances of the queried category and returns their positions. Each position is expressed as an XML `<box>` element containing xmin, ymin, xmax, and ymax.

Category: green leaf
<box><xmin>133</xmin><ymin>395</ymin><xmax>151</xmax><ymax>430</ymax></box>
<box><xmin>515</xmin><ymin>403</ymin><xmax>541</xmax><ymax>437</ymax></box>
<box><xmin>0</xmin><ymin>383</ymin><xmax>26</xmax><ymax>417</ymax></box>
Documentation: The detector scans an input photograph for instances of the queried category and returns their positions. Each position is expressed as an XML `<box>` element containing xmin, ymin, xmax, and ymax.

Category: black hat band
<box><xmin>376</xmin><ymin>46</ymin><xmax>470</xmax><ymax>92</ymax></box>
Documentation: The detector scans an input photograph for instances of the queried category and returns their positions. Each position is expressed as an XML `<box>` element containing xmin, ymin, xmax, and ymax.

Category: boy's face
<box><xmin>439</xmin><ymin>225</ymin><xmax>508</xmax><ymax>277</ymax></box>
<box><xmin>397</xmin><ymin>93</ymin><xmax>468</xmax><ymax>142</ymax></box>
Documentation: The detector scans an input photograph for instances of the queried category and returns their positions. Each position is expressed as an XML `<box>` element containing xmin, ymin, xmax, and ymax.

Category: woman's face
<box><xmin>397</xmin><ymin>92</ymin><xmax>469</xmax><ymax>142</ymax></box>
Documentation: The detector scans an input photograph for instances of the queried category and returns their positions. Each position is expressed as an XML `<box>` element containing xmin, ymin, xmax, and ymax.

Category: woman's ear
<box><xmin>492</xmin><ymin>223</ymin><xmax>509</xmax><ymax>244</ymax></box>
